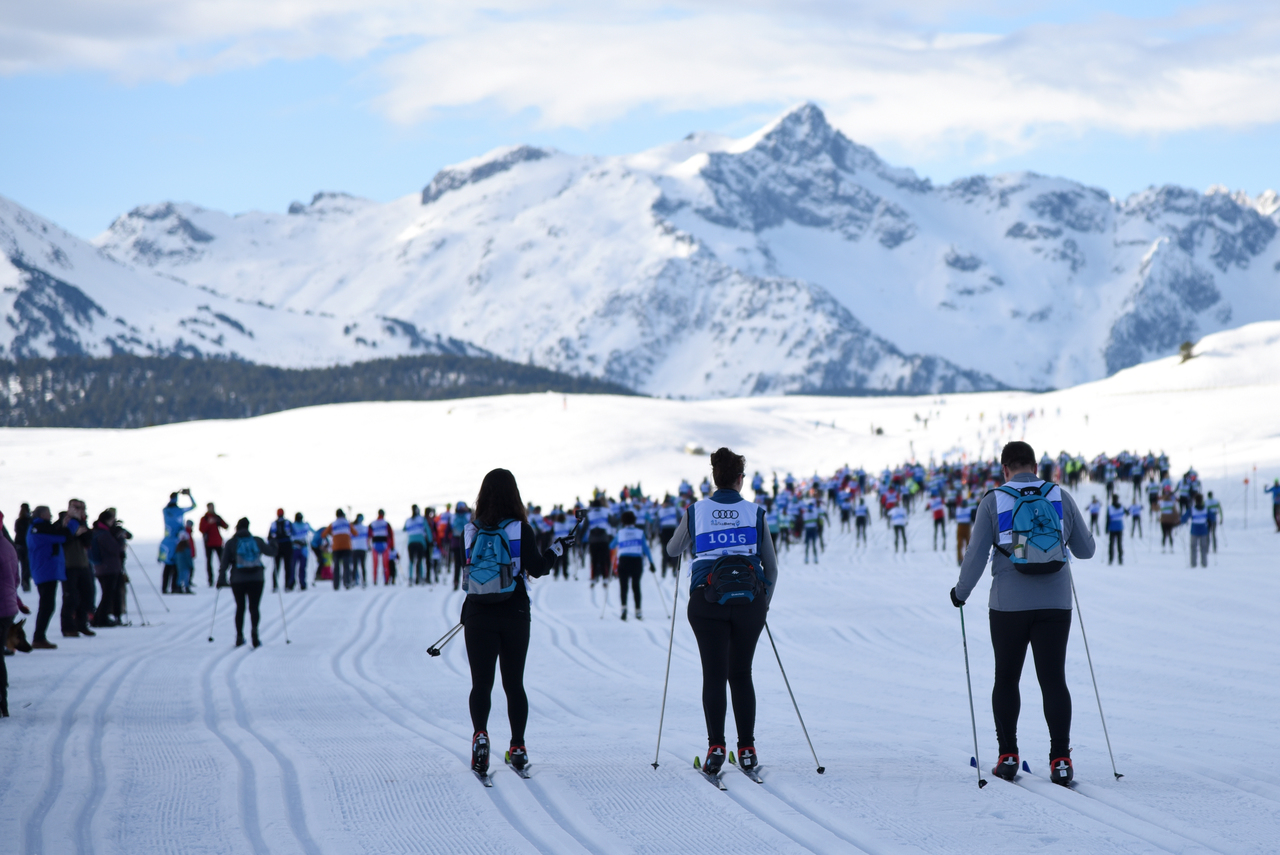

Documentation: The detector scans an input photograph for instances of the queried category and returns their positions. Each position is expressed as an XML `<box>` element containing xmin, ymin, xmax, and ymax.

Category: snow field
<box><xmin>2</xmin><ymin>485</ymin><xmax>1279</xmax><ymax>854</ymax></box>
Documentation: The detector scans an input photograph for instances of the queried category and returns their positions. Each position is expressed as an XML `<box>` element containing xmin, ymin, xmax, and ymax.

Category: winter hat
<box><xmin>236</xmin><ymin>517</ymin><xmax>250</xmax><ymax>530</ymax></box>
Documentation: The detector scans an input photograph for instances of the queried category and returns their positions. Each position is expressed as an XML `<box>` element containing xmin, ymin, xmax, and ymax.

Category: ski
<box><xmin>694</xmin><ymin>757</ymin><xmax>727</xmax><ymax>790</ymax></box>
<box><xmin>972</xmin><ymin>757</ymin><xmax>1077</xmax><ymax>790</ymax></box>
<box><xmin>473</xmin><ymin>769</ymin><xmax>494</xmax><ymax>788</ymax></box>
<box><xmin>728</xmin><ymin>751</ymin><xmax>764</xmax><ymax>783</ymax></box>
<box><xmin>504</xmin><ymin>754</ymin><xmax>532</xmax><ymax>779</ymax></box>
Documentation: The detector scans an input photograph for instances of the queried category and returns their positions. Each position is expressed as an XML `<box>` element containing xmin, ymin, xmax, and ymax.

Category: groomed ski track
<box><xmin>3</xmin><ymin>488</ymin><xmax>1278</xmax><ymax>855</ymax></box>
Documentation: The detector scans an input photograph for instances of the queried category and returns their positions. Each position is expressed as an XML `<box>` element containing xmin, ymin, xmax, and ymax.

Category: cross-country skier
<box><xmin>369</xmin><ymin>510</ymin><xmax>393</xmax><ymax>585</ymax></box>
<box><xmin>290</xmin><ymin>513</ymin><xmax>312</xmax><ymax>591</ymax></box>
<box><xmin>325</xmin><ymin>510</ymin><xmax>354</xmax><ymax>590</ymax></box>
<box><xmin>889</xmin><ymin>503</ymin><xmax>908</xmax><ymax>552</ymax></box>
<box><xmin>854</xmin><ymin>498</ymin><xmax>869</xmax><ymax>545</ymax></box>
<box><xmin>351</xmin><ymin>514</ymin><xmax>369</xmax><ymax>588</ymax></box>
<box><xmin>665</xmin><ymin>447</ymin><xmax>779</xmax><ymax>779</ymax></box>
<box><xmin>199</xmin><ymin>503</ymin><xmax>228</xmax><ymax>587</ymax></box>
<box><xmin>949</xmin><ymin>441</ymin><xmax>1095</xmax><ymax>787</ymax></box>
<box><xmin>1205</xmin><ymin>492</ymin><xmax>1222</xmax><ymax>551</ymax></box>
<box><xmin>1106</xmin><ymin>495</ymin><xmax>1126</xmax><ymax>566</ymax></box>
<box><xmin>1128</xmin><ymin>499</ymin><xmax>1144</xmax><ymax>538</ymax></box>
<box><xmin>610</xmin><ymin>510</ymin><xmax>655</xmax><ymax>620</ymax></box>
<box><xmin>220</xmin><ymin>518</ymin><xmax>277</xmax><ymax>648</ymax></box>
<box><xmin>404</xmin><ymin>505</ymin><xmax>429</xmax><ymax>584</ymax></box>
<box><xmin>1265</xmin><ymin>479</ymin><xmax>1280</xmax><ymax>532</ymax></box>
<box><xmin>1159</xmin><ymin>491</ymin><xmax>1180</xmax><ymax>552</ymax></box>
<box><xmin>461</xmin><ymin>468</ymin><xmax>577</xmax><ymax>779</ymax></box>
<box><xmin>929</xmin><ymin>493</ymin><xmax>946</xmax><ymax>550</ymax></box>
<box><xmin>1182</xmin><ymin>495</ymin><xmax>1212</xmax><ymax>568</ymax></box>
<box><xmin>1087</xmin><ymin>496</ymin><xmax>1101</xmax><ymax>535</ymax></box>
<box><xmin>267</xmin><ymin>509</ymin><xmax>293</xmax><ymax>593</ymax></box>
<box><xmin>585</xmin><ymin>499</ymin><xmax>613</xmax><ymax>586</ymax></box>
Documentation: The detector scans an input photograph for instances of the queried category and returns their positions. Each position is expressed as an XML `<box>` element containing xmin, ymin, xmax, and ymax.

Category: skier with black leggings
<box><xmin>666</xmin><ymin>447</ymin><xmax>779</xmax><ymax>778</ymax></box>
<box><xmin>950</xmin><ymin>441</ymin><xmax>1095</xmax><ymax>787</ymax></box>
<box><xmin>220</xmin><ymin>518</ymin><xmax>276</xmax><ymax>648</ymax></box>
<box><xmin>462</xmin><ymin>468</ymin><xmax>577</xmax><ymax>779</ymax></box>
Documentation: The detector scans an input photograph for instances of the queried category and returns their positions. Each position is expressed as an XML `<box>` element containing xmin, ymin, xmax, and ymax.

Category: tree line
<box><xmin>0</xmin><ymin>354</ymin><xmax>635</xmax><ymax>428</ymax></box>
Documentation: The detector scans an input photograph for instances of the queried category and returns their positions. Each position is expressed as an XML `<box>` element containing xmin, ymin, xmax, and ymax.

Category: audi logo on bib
<box><xmin>711</xmin><ymin>510</ymin><xmax>739</xmax><ymax>520</ymax></box>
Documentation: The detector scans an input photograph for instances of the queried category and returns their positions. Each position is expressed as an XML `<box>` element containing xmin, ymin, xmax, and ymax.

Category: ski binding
<box><xmin>504</xmin><ymin>751</ymin><xmax>532</xmax><ymax>779</ymax></box>
<box><xmin>729</xmin><ymin>750</ymin><xmax>763</xmax><ymax>783</ymax></box>
<box><xmin>694</xmin><ymin>756</ymin><xmax>728</xmax><ymax>790</ymax></box>
<box><xmin>473</xmin><ymin>769</ymin><xmax>494</xmax><ymax>787</ymax></box>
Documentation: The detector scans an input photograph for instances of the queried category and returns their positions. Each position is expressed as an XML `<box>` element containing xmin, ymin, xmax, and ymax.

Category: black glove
<box><xmin>950</xmin><ymin>587</ymin><xmax>965</xmax><ymax>608</ymax></box>
<box><xmin>649</xmin><ymin>562</ymin><xmax>657</xmax><ymax>574</ymax></box>
<box><xmin>551</xmin><ymin>535</ymin><xmax>575</xmax><ymax>556</ymax></box>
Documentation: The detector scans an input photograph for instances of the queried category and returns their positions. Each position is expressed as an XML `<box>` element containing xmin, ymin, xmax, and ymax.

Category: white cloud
<box><xmin>4</xmin><ymin>1</ymin><xmax>1280</xmax><ymax>157</ymax></box>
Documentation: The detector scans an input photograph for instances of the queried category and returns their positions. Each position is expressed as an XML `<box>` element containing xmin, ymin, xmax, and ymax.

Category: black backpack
<box><xmin>703</xmin><ymin>554</ymin><xmax>765</xmax><ymax>605</ymax></box>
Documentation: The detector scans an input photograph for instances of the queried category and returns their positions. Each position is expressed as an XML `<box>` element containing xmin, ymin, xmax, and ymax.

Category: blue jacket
<box><xmin>27</xmin><ymin>518</ymin><xmax>70</xmax><ymax>584</ymax></box>
<box><xmin>1180</xmin><ymin>507</ymin><xmax>1213</xmax><ymax>537</ymax></box>
<box><xmin>160</xmin><ymin>496</ymin><xmax>197</xmax><ymax>562</ymax></box>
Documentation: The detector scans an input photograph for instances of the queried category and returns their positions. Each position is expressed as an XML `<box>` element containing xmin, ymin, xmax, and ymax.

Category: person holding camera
<box><xmin>665</xmin><ymin>447</ymin><xmax>779</xmax><ymax>779</ymax></box>
<box><xmin>160</xmin><ymin>489</ymin><xmax>197</xmax><ymax>593</ymax></box>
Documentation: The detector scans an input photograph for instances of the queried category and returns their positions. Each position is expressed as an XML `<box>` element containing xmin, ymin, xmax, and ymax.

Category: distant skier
<box><xmin>1266</xmin><ymin>479</ymin><xmax>1280</xmax><ymax>532</ymax></box>
<box><xmin>1127</xmin><ymin>499</ymin><xmax>1144</xmax><ymax>539</ymax></box>
<box><xmin>369</xmin><ymin>510</ymin><xmax>393</xmax><ymax>585</ymax></box>
<box><xmin>1205</xmin><ymin>492</ymin><xmax>1222</xmax><ymax>551</ymax></box>
<box><xmin>220</xmin><ymin>518</ymin><xmax>276</xmax><ymax>648</ymax></box>
<box><xmin>289</xmin><ymin>513</ymin><xmax>312</xmax><ymax>591</ymax></box>
<box><xmin>460</xmin><ymin>468</ymin><xmax>576</xmax><ymax>779</ymax></box>
<box><xmin>267</xmin><ymin>509</ymin><xmax>293</xmax><ymax>593</ymax></box>
<box><xmin>1087</xmin><ymin>496</ymin><xmax>1101</xmax><ymax>535</ymax></box>
<box><xmin>665</xmin><ymin>448</ymin><xmax>778</xmax><ymax>779</ymax></box>
<box><xmin>854</xmin><ymin>498</ymin><xmax>869</xmax><ymax>545</ymax></box>
<box><xmin>351</xmin><ymin>514</ymin><xmax>369</xmax><ymax>588</ymax></box>
<box><xmin>199</xmin><ymin>503</ymin><xmax>228</xmax><ymax>587</ymax></box>
<box><xmin>404</xmin><ymin>505</ymin><xmax>429</xmax><ymax>585</ymax></box>
<box><xmin>954</xmin><ymin>497</ymin><xmax>972</xmax><ymax>566</ymax></box>
<box><xmin>950</xmin><ymin>441</ymin><xmax>1095</xmax><ymax>787</ymax></box>
<box><xmin>1106</xmin><ymin>495</ymin><xmax>1126</xmax><ymax>566</ymax></box>
<box><xmin>889</xmin><ymin>503</ymin><xmax>908</xmax><ymax>553</ymax></box>
<box><xmin>1182</xmin><ymin>495</ymin><xmax>1212</xmax><ymax>568</ymax></box>
<box><xmin>610</xmin><ymin>510</ymin><xmax>655</xmax><ymax>621</ymax></box>
<box><xmin>325</xmin><ymin>510</ymin><xmax>354</xmax><ymax>590</ymax></box>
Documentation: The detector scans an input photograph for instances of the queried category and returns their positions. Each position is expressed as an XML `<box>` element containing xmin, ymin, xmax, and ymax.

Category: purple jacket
<box><xmin>0</xmin><ymin>535</ymin><xmax>23</xmax><ymax>619</ymax></box>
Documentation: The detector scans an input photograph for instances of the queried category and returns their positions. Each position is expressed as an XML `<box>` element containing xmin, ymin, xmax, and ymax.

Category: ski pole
<box><xmin>599</xmin><ymin>579</ymin><xmax>610</xmax><ymax>619</ymax></box>
<box><xmin>651</xmin><ymin>556</ymin><xmax>681</xmax><ymax>769</ymax></box>
<box><xmin>427</xmin><ymin>622</ymin><xmax>463</xmax><ymax>657</ymax></box>
<box><xmin>127</xmin><ymin>577</ymin><xmax>148</xmax><ymax>627</ymax></box>
<box><xmin>765</xmin><ymin>622</ymin><xmax>825</xmax><ymax>774</ymax></box>
<box><xmin>276</xmin><ymin>585</ymin><xmax>291</xmax><ymax>644</ymax></box>
<box><xmin>652</xmin><ymin>564</ymin><xmax>670</xmax><ymax>620</ymax></box>
<box><xmin>127</xmin><ymin>544</ymin><xmax>171</xmax><ymax>612</ymax></box>
<box><xmin>959</xmin><ymin>605</ymin><xmax>988</xmax><ymax>788</ymax></box>
<box><xmin>1071</xmin><ymin>579</ymin><xmax>1122</xmax><ymax>780</ymax></box>
<box><xmin>207</xmin><ymin>585</ymin><xmax>221</xmax><ymax>642</ymax></box>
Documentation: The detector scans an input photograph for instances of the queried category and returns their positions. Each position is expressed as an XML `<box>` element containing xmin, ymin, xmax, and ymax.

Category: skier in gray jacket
<box><xmin>950</xmin><ymin>441</ymin><xmax>1095</xmax><ymax>787</ymax></box>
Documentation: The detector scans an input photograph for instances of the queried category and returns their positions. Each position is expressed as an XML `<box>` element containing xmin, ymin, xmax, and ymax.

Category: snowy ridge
<box><xmin>8</xmin><ymin>103</ymin><xmax>1280</xmax><ymax>396</ymax></box>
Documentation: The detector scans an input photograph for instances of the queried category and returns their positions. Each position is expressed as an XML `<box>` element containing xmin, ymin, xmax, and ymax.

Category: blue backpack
<box><xmin>994</xmin><ymin>483</ymin><xmax>1067</xmax><ymax>574</ymax></box>
<box><xmin>465</xmin><ymin>520</ymin><xmax>517</xmax><ymax>602</ymax></box>
<box><xmin>235</xmin><ymin>537</ymin><xmax>262</xmax><ymax>569</ymax></box>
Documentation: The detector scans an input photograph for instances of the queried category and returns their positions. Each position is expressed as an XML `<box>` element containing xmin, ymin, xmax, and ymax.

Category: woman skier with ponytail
<box><xmin>461</xmin><ymin>468</ymin><xmax>577</xmax><ymax>781</ymax></box>
<box><xmin>666</xmin><ymin>447</ymin><xmax>779</xmax><ymax>779</ymax></box>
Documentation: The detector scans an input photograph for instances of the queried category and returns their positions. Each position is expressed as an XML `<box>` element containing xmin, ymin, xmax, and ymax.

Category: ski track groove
<box><xmin>723</xmin><ymin>778</ymin><xmax>858</xmax><ymax>855</ymax></box>
<box><xmin>74</xmin><ymin>654</ymin><xmax>148</xmax><ymax>855</ymax></box>
<box><xmin>336</xmin><ymin>590</ymin><xmax>579</xmax><ymax>855</ymax></box>
<box><xmin>24</xmin><ymin>610</ymin><xmax>204</xmax><ymax>855</ymax></box>
<box><xmin>197</xmin><ymin>592</ymin><xmax>322</xmax><ymax>855</ymax></box>
<box><xmin>226</xmin><ymin>615</ymin><xmax>324</xmax><ymax>855</ymax></box>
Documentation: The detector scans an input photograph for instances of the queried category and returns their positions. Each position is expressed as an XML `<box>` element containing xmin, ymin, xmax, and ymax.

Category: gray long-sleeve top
<box><xmin>954</xmin><ymin>473</ymin><xmax>1096</xmax><ymax>611</ymax></box>
<box><xmin>666</xmin><ymin>489</ymin><xmax>779</xmax><ymax>605</ymax></box>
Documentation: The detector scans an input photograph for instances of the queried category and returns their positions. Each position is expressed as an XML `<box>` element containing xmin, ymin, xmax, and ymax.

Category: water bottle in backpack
<box><xmin>994</xmin><ymin>481</ymin><xmax>1068</xmax><ymax>575</ymax></box>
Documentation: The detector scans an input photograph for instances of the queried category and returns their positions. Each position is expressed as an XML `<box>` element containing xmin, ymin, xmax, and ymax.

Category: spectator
<box><xmin>2</xmin><ymin>512</ymin><xmax>32</xmax><ymax>716</ymax></box>
<box><xmin>14</xmin><ymin>503</ymin><xmax>32</xmax><ymax>592</ymax></box>
<box><xmin>160</xmin><ymin>490</ymin><xmax>197</xmax><ymax>593</ymax></box>
<box><xmin>90</xmin><ymin>509</ymin><xmax>129</xmax><ymax>626</ymax></box>
<box><xmin>62</xmin><ymin>501</ymin><xmax>96</xmax><ymax>637</ymax></box>
<box><xmin>174</xmin><ymin>520</ymin><xmax>197</xmax><ymax>594</ymax></box>
<box><xmin>199</xmin><ymin>503</ymin><xmax>229</xmax><ymax>588</ymax></box>
<box><xmin>26</xmin><ymin>506</ymin><xmax>66</xmax><ymax>649</ymax></box>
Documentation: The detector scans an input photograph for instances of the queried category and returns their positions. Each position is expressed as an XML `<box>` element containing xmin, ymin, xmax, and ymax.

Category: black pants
<box><xmin>408</xmin><ymin>542</ymin><xmax>426</xmax><ymax>582</ymax></box>
<box><xmin>1161</xmin><ymin>522</ymin><xmax>1175</xmax><ymax>547</ymax></box>
<box><xmin>588</xmin><ymin>541</ymin><xmax>611</xmax><ymax>581</ymax></box>
<box><xmin>893</xmin><ymin>525</ymin><xmax>907</xmax><ymax>551</ymax></box>
<box><xmin>17</xmin><ymin>546</ymin><xmax>30</xmax><ymax>592</ymax></box>
<box><xmin>232</xmin><ymin>581</ymin><xmax>264</xmax><ymax>639</ymax></box>
<box><xmin>659</xmin><ymin>528</ymin><xmax>676</xmax><ymax>576</ymax></box>
<box><xmin>34</xmin><ymin>580</ymin><xmax>58</xmax><ymax>642</ymax></box>
<box><xmin>162</xmin><ymin>563</ymin><xmax>177</xmax><ymax>593</ymax></box>
<box><xmin>0</xmin><ymin>616</ymin><xmax>10</xmax><ymax>715</ymax></box>
<box><xmin>617</xmin><ymin>556</ymin><xmax>643</xmax><ymax>608</ymax></box>
<box><xmin>464</xmin><ymin>609</ymin><xmax>531</xmax><ymax>744</ymax></box>
<box><xmin>62</xmin><ymin>566</ymin><xmax>93</xmax><ymax>633</ymax></box>
<box><xmin>1208</xmin><ymin>521</ymin><xmax>1216</xmax><ymax>552</ymax></box>
<box><xmin>989</xmin><ymin>608</ymin><xmax>1072</xmax><ymax>759</ymax></box>
<box><xmin>204</xmin><ymin>542</ymin><xmax>219</xmax><ymax>586</ymax></box>
<box><xmin>332</xmin><ymin>550</ymin><xmax>351</xmax><ymax>590</ymax></box>
<box><xmin>452</xmin><ymin>544</ymin><xmax>465</xmax><ymax>589</ymax></box>
<box><xmin>353</xmin><ymin>550</ymin><xmax>367</xmax><ymax>585</ymax></box>
<box><xmin>93</xmin><ymin>574</ymin><xmax>122</xmax><ymax>625</ymax></box>
<box><xmin>272</xmin><ymin>543</ymin><xmax>293</xmax><ymax>589</ymax></box>
<box><xmin>855</xmin><ymin>517</ymin><xmax>867</xmax><ymax>542</ymax></box>
<box><xmin>933</xmin><ymin>517</ymin><xmax>946</xmax><ymax>548</ymax></box>
<box><xmin>1108</xmin><ymin>531</ymin><xmax>1123</xmax><ymax>564</ymax></box>
<box><xmin>687</xmin><ymin>592</ymin><xmax>767</xmax><ymax>748</ymax></box>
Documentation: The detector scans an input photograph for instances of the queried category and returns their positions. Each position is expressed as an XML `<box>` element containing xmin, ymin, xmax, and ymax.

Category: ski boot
<box><xmin>738</xmin><ymin>746</ymin><xmax>760</xmax><ymax>773</ymax></box>
<box><xmin>509</xmin><ymin>744</ymin><xmax>530</xmax><ymax>773</ymax></box>
<box><xmin>472</xmin><ymin>731</ymin><xmax>490</xmax><ymax>776</ymax></box>
<box><xmin>635</xmin><ymin>610</ymin><xmax>642</xmax><ymax>621</ymax></box>
<box><xmin>992</xmin><ymin>753</ymin><xmax>1020</xmax><ymax>781</ymax></box>
<box><xmin>621</xmin><ymin>608</ymin><xmax>627</xmax><ymax>621</ymax></box>
<box><xmin>251</xmin><ymin>632</ymin><xmax>261</xmax><ymax>649</ymax></box>
<box><xmin>703</xmin><ymin>745</ymin><xmax>727</xmax><ymax>776</ymax></box>
<box><xmin>1050</xmin><ymin>756</ymin><xmax>1074</xmax><ymax>787</ymax></box>
<box><xmin>235</xmin><ymin>634</ymin><xmax>246</xmax><ymax>648</ymax></box>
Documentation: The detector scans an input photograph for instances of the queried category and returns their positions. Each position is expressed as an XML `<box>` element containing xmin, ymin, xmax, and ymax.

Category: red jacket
<box><xmin>199</xmin><ymin>513</ymin><xmax>228</xmax><ymax>548</ymax></box>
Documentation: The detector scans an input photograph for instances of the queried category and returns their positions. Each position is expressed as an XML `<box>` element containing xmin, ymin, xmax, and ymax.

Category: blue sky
<box><xmin>2</xmin><ymin>1</ymin><xmax>1279</xmax><ymax>238</ymax></box>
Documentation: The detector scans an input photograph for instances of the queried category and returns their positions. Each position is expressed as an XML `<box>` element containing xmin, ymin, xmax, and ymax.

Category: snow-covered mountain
<box><xmin>0</xmin><ymin>196</ymin><xmax>486</xmax><ymax>366</ymax></box>
<box><xmin>10</xmin><ymin>103</ymin><xmax>1280</xmax><ymax>397</ymax></box>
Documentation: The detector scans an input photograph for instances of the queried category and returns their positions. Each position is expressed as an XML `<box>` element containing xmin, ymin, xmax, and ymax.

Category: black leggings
<box><xmin>231</xmin><ymin>581</ymin><xmax>264</xmax><ymax>638</ymax></box>
<box><xmin>589</xmin><ymin>541</ymin><xmax>611</xmax><ymax>580</ymax></box>
<box><xmin>687</xmin><ymin>592</ymin><xmax>767</xmax><ymax>748</ymax></box>
<box><xmin>464</xmin><ymin>610</ymin><xmax>531</xmax><ymax>744</ymax></box>
<box><xmin>34</xmin><ymin>580</ymin><xmax>58</xmax><ymax>642</ymax></box>
<box><xmin>617</xmin><ymin>556</ymin><xmax>642</xmax><ymax>608</ymax></box>
<box><xmin>989</xmin><ymin>608</ymin><xmax>1072</xmax><ymax>759</ymax></box>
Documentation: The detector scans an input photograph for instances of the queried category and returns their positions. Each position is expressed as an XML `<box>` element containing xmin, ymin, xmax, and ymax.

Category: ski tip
<box><xmin>505</xmin><ymin>750</ymin><xmax>511</xmax><ymax>763</ymax></box>
<box><xmin>693</xmin><ymin>756</ymin><xmax>701</xmax><ymax>769</ymax></box>
<box><xmin>970</xmin><ymin>757</ymin><xmax>977</xmax><ymax>768</ymax></box>
<box><xmin>1022</xmin><ymin>760</ymin><xmax>1031</xmax><ymax>773</ymax></box>
<box><xmin>729</xmin><ymin>751</ymin><xmax>737</xmax><ymax>765</ymax></box>
<box><xmin>978</xmin><ymin>779</ymin><xmax>988</xmax><ymax>788</ymax></box>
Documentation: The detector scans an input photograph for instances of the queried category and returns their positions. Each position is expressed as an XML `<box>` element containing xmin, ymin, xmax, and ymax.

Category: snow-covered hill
<box><xmin>93</xmin><ymin>103</ymin><xmax>1280</xmax><ymax>395</ymax></box>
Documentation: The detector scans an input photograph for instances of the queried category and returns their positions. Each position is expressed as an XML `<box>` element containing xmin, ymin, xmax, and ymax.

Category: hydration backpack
<box><xmin>703</xmin><ymin>554</ymin><xmax>765</xmax><ymax>605</ymax></box>
<box><xmin>994</xmin><ymin>483</ymin><xmax>1067</xmax><ymax>575</ymax></box>
<box><xmin>464</xmin><ymin>520</ymin><xmax>517</xmax><ymax>602</ymax></box>
<box><xmin>235</xmin><ymin>536</ymin><xmax>262</xmax><ymax>569</ymax></box>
